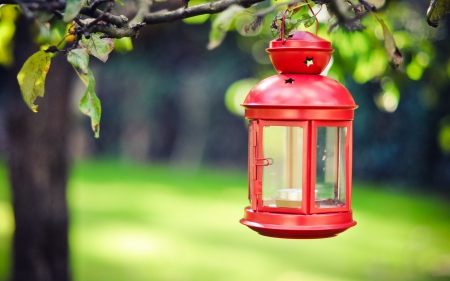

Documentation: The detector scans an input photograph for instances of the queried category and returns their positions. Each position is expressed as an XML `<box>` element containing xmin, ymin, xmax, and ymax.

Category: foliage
<box><xmin>63</xmin><ymin>0</ymin><xmax>87</xmax><ymax>23</ymax></box>
<box><xmin>66</xmin><ymin>28</ymin><xmax>113</xmax><ymax>137</ymax></box>
<box><xmin>67</xmin><ymin>48</ymin><xmax>89</xmax><ymax>74</ymax></box>
<box><xmin>79</xmin><ymin>33</ymin><xmax>114</xmax><ymax>63</ymax></box>
<box><xmin>207</xmin><ymin>5</ymin><xmax>245</xmax><ymax>50</ymax></box>
<box><xmin>68</xmin><ymin>48</ymin><xmax>101</xmax><ymax>137</ymax></box>
<box><xmin>78</xmin><ymin>70</ymin><xmax>101</xmax><ymax>138</ymax></box>
<box><xmin>1</xmin><ymin>0</ymin><xmax>450</xmax><ymax>137</ymax></box>
<box><xmin>270</xmin><ymin>7</ymin><xmax>317</xmax><ymax>40</ymax></box>
<box><xmin>369</xmin><ymin>11</ymin><xmax>403</xmax><ymax>69</ymax></box>
<box><xmin>427</xmin><ymin>0</ymin><xmax>450</xmax><ymax>27</ymax></box>
<box><xmin>16</xmin><ymin>50</ymin><xmax>51</xmax><ymax>113</ymax></box>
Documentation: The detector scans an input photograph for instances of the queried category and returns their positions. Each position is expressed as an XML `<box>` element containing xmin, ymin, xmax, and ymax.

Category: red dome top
<box><xmin>243</xmin><ymin>74</ymin><xmax>357</xmax><ymax>109</ymax></box>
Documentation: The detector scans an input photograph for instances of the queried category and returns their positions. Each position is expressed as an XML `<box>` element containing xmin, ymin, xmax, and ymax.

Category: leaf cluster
<box><xmin>4</xmin><ymin>0</ymin><xmax>137</xmax><ymax>138</ymax></box>
<box><xmin>17</xmin><ymin>28</ymin><xmax>119</xmax><ymax>138</ymax></box>
<box><xmin>3</xmin><ymin>0</ymin><xmax>450</xmax><ymax>138</ymax></box>
<box><xmin>270</xmin><ymin>5</ymin><xmax>316</xmax><ymax>41</ymax></box>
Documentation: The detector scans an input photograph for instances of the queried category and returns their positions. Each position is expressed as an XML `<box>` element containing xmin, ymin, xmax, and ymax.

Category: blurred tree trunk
<box><xmin>170</xmin><ymin>66</ymin><xmax>210</xmax><ymax>169</ymax></box>
<box><xmin>6</xmin><ymin>17</ymin><xmax>71</xmax><ymax>281</ymax></box>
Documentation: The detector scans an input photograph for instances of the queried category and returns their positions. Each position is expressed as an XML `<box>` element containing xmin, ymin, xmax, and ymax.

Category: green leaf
<box><xmin>16</xmin><ymin>50</ymin><xmax>51</xmax><ymax>113</ymax></box>
<box><xmin>270</xmin><ymin>11</ymin><xmax>315</xmax><ymax>40</ymax></box>
<box><xmin>80</xmin><ymin>33</ymin><xmax>114</xmax><ymax>62</ymax></box>
<box><xmin>270</xmin><ymin>11</ymin><xmax>285</xmax><ymax>39</ymax></box>
<box><xmin>67</xmin><ymin>48</ymin><xmax>89</xmax><ymax>75</ymax></box>
<box><xmin>70</xmin><ymin>55</ymin><xmax>101</xmax><ymax>137</ymax></box>
<box><xmin>299</xmin><ymin>13</ymin><xmax>316</xmax><ymax>28</ymax></box>
<box><xmin>271</xmin><ymin>27</ymin><xmax>279</xmax><ymax>38</ymax></box>
<box><xmin>63</xmin><ymin>0</ymin><xmax>87</xmax><ymax>23</ymax></box>
<box><xmin>270</xmin><ymin>18</ymin><xmax>282</xmax><ymax>38</ymax></box>
<box><xmin>288</xmin><ymin>13</ymin><xmax>315</xmax><ymax>34</ymax></box>
<box><xmin>114</xmin><ymin>37</ymin><xmax>133</xmax><ymax>52</ymax></box>
<box><xmin>79</xmin><ymin>68</ymin><xmax>101</xmax><ymax>138</ymax></box>
<box><xmin>377</xmin><ymin>18</ymin><xmax>403</xmax><ymax>69</ymax></box>
<box><xmin>427</xmin><ymin>0</ymin><xmax>450</xmax><ymax>27</ymax></box>
<box><xmin>115</xmin><ymin>0</ymin><xmax>125</xmax><ymax>6</ymax></box>
<box><xmin>207</xmin><ymin>5</ymin><xmax>244</xmax><ymax>50</ymax></box>
<box><xmin>36</xmin><ymin>20</ymin><xmax>68</xmax><ymax>46</ymax></box>
<box><xmin>236</xmin><ymin>14</ymin><xmax>263</xmax><ymax>36</ymax></box>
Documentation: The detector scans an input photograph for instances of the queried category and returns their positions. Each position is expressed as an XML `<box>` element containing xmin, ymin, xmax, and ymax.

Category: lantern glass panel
<box><xmin>262</xmin><ymin>126</ymin><xmax>303</xmax><ymax>208</ymax></box>
<box><xmin>248</xmin><ymin>122</ymin><xmax>254</xmax><ymax>203</ymax></box>
<box><xmin>315</xmin><ymin>127</ymin><xmax>347</xmax><ymax>208</ymax></box>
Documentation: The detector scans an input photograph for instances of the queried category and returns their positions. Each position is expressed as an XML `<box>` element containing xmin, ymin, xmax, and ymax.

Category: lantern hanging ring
<box><xmin>281</xmin><ymin>0</ymin><xmax>319</xmax><ymax>44</ymax></box>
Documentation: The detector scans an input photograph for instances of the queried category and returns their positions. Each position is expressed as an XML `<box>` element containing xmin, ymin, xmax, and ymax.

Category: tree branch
<box><xmin>80</xmin><ymin>7</ymin><xmax>130</xmax><ymax>27</ymax></box>
<box><xmin>3</xmin><ymin>0</ymin><xmax>377</xmax><ymax>40</ymax></box>
<box><xmin>87</xmin><ymin>0</ymin><xmax>267</xmax><ymax>37</ymax></box>
<box><xmin>143</xmin><ymin>0</ymin><xmax>267</xmax><ymax>24</ymax></box>
<box><xmin>320</xmin><ymin>0</ymin><xmax>367</xmax><ymax>32</ymax></box>
<box><xmin>90</xmin><ymin>22</ymin><xmax>146</xmax><ymax>38</ymax></box>
<box><xmin>3</xmin><ymin>0</ymin><xmax>267</xmax><ymax>38</ymax></box>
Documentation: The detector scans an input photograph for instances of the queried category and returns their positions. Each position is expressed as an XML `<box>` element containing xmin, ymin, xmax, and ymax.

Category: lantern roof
<box><xmin>242</xmin><ymin>74</ymin><xmax>357</xmax><ymax>109</ymax></box>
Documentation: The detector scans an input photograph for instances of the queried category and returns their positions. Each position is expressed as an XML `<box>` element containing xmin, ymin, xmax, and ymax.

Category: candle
<box><xmin>278</xmin><ymin>189</ymin><xmax>302</xmax><ymax>201</ymax></box>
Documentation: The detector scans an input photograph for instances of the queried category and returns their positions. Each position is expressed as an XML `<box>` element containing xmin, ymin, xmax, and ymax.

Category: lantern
<box><xmin>240</xmin><ymin>30</ymin><xmax>358</xmax><ymax>239</ymax></box>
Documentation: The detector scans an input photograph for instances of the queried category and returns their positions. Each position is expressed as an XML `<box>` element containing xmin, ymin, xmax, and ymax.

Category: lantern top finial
<box><xmin>269</xmin><ymin>31</ymin><xmax>332</xmax><ymax>49</ymax></box>
<box><xmin>266</xmin><ymin>31</ymin><xmax>333</xmax><ymax>74</ymax></box>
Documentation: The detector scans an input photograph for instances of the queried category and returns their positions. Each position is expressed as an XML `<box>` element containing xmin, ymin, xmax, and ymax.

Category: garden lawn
<box><xmin>0</xmin><ymin>160</ymin><xmax>449</xmax><ymax>281</ymax></box>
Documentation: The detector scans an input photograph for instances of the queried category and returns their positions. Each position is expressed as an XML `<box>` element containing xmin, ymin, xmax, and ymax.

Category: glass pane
<box><xmin>248</xmin><ymin>122</ymin><xmax>254</xmax><ymax>203</ymax></box>
<box><xmin>262</xmin><ymin>126</ymin><xmax>303</xmax><ymax>209</ymax></box>
<box><xmin>315</xmin><ymin>127</ymin><xmax>347</xmax><ymax>209</ymax></box>
<box><xmin>338</xmin><ymin>127</ymin><xmax>347</xmax><ymax>203</ymax></box>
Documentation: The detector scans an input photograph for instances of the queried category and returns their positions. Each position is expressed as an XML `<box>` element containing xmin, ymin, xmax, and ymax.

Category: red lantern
<box><xmin>240</xmin><ymin>31</ymin><xmax>358</xmax><ymax>239</ymax></box>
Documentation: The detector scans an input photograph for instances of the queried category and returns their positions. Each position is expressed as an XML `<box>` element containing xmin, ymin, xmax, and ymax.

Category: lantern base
<box><xmin>240</xmin><ymin>207</ymin><xmax>356</xmax><ymax>239</ymax></box>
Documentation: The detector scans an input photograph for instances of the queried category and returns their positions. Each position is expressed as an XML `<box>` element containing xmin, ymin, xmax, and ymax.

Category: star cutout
<box><xmin>304</xmin><ymin>57</ymin><xmax>314</xmax><ymax>67</ymax></box>
<box><xmin>285</xmin><ymin>78</ymin><xmax>294</xmax><ymax>84</ymax></box>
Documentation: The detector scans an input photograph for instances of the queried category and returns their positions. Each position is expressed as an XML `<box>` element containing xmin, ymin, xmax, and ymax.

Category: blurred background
<box><xmin>61</xmin><ymin>0</ymin><xmax>450</xmax><ymax>190</ymax></box>
<box><xmin>0</xmin><ymin>0</ymin><xmax>450</xmax><ymax>280</ymax></box>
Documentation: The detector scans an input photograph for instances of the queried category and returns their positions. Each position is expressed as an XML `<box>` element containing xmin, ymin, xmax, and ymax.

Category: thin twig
<box><xmin>359</xmin><ymin>0</ymin><xmax>376</xmax><ymax>12</ymax></box>
<box><xmin>131</xmin><ymin>0</ymin><xmax>151</xmax><ymax>24</ymax></box>
<box><xmin>85</xmin><ymin>0</ymin><xmax>110</xmax><ymax>13</ymax></box>
<box><xmin>254</xmin><ymin>0</ymin><xmax>304</xmax><ymax>16</ymax></box>
<box><xmin>85</xmin><ymin>0</ymin><xmax>114</xmax><ymax>29</ymax></box>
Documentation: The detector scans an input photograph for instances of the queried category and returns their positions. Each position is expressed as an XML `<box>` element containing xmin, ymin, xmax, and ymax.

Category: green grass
<box><xmin>0</xmin><ymin>160</ymin><xmax>450</xmax><ymax>281</ymax></box>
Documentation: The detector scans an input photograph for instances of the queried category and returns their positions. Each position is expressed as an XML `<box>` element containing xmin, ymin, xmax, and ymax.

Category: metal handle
<box><xmin>280</xmin><ymin>0</ymin><xmax>319</xmax><ymax>45</ymax></box>
<box><xmin>281</xmin><ymin>8</ymin><xmax>289</xmax><ymax>44</ymax></box>
<box><xmin>254</xmin><ymin>158</ymin><xmax>273</xmax><ymax>166</ymax></box>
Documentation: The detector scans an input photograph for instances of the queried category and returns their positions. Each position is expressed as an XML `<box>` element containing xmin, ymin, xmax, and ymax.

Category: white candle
<box><xmin>278</xmin><ymin>189</ymin><xmax>302</xmax><ymax>201</ymax></box>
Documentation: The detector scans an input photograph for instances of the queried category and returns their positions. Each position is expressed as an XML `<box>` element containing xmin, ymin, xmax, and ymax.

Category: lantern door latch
<box><xmin>254</xmin><ymin>158</ymin><xmax>273</xmax><ymax>166</ymax></box>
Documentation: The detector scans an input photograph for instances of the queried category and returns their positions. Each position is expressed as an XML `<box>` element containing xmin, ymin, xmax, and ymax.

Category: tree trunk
<box><xmin>6</xmin><ymin>17</ymin><xmax>72</xmax><ymax>281</ymax></box>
